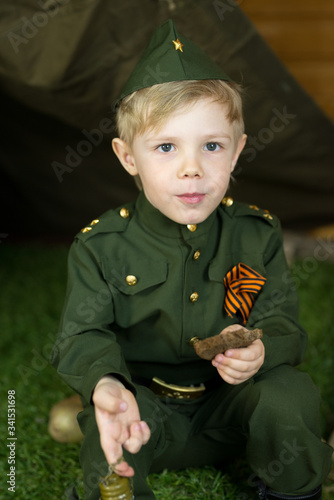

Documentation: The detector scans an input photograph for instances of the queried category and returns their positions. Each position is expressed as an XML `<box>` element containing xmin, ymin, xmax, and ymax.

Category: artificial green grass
<box><xmin>0</xmin><ymin>243</ymin><xmax>333</xmax><ymax>499</ymax></box>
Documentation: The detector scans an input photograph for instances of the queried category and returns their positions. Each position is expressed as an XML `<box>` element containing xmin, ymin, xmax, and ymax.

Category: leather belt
<box><xmin>149</xmin><ymin>376</ymin><xmax>206</xmax><ymax>400</ymax></box>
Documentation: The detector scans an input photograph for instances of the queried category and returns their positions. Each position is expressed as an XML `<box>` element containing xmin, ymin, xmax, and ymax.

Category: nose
<box><xmin>177</xmin><ymin>153</ymin><xmax>204</xmax><ymax>178</ymax></box>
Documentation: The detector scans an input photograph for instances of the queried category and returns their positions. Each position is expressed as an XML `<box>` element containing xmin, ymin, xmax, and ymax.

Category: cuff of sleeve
<box><xmin>82</xmin><ymin>364</ymin><xmax>136</xmax><ymax>405</ymax></box>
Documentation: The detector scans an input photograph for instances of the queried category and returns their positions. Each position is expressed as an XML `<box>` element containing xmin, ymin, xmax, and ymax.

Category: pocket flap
<box><xmin>102</xmin><ymin>258</ymin><xmax>168</xmax><ymax>295</ymax></box>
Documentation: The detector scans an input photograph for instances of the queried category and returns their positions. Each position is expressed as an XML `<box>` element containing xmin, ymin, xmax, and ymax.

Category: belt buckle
<box><xmin>149</xmin><ymin>377</ymin><xmax>206</xmax><ymax>400</ymax></box>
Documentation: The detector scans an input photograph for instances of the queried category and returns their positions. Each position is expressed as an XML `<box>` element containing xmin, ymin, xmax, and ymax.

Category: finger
<box><xmin>216</xmin><ymin>342</ymin><xmax>263</xmax><ymax>363</ymax></box>
<box><xmin>95</xmin><ymin>409</ymin><xmax>133</xmax><ymax>466</ymax></box>
<box><xmin>94</xmin><ymin>391</ymin><xmax>128</xmax><ymax>414</ymax></box>
<box><xmin>218</xmin><ymin>364</ymin><xmax>249</xmax><ymax>380</ymax></box>
<box><xmin>140</xmin><ymin>421</ymin><xmax>151</xmax><ymax>444</ymax></box>
<box><xmin>212</xmin><ymin>354</ymin><xmax>247</xmax><ymax>371</ymax></box>
<box><xmin>224</xmin><ymin>346</ymin><xmax>259</xmax><ymax>361</ymax></box>
<box><xmin>214</xmin><ymin>353</ymin><xmax>259</xmax><ymax>376</ymax></box>
<box><xmin>218</xmin><ymin>360</ymin><xmax>259</xmax><ymax>381</ymax></box>
<box><xmin>220</xmin><ymin>354</ymin><xmax>263</xmax><ymax>377</ymax></box>
<box><xmin>123</xmin><ymin>424</ymin><xmax>142</xmax><ymax>454</ymax></box>
<box><xmin>218</xmin><ymin>358</ymin><xmax>262</xmax><ymax>381</ymax></box>
<box><xmin>112</xmin><ymin>459</ymin><xmax>135</xmax><ymax>478</ymax></box>
<box><xmin>123</xmin><ymin>421</ymin><xmax>151</xmax><ymax>454</ymax></box>
<box><xmin>218</xmin><ymin>369</ymin><xmax>247</xmax><ymax>385</ymax></box>
<box><xmin>101</xmin><ymin>433</ymin><xmax>124</xmax><ymax>465</ymax></box>
<box><xmin>96</xmin><ymin>418</ymin><xmax>123</xmax><ymax>463</ymax></box>
<box><xmin>238</xmin><ymin>339</ymin><xmax>263</xmax><ymax>357</ymax></box>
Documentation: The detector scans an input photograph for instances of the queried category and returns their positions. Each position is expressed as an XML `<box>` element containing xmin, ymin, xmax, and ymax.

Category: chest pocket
<box><xmin>102</xmin><ymin>257</ymin><xmax>168</xmax><ymax>296</ymax></box>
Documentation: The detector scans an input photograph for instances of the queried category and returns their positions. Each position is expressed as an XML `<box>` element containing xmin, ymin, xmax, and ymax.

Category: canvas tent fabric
<box><xmin>0</xmin><ymin>0</ymin><xmax>333</xmax><ymax>238</ymax></box>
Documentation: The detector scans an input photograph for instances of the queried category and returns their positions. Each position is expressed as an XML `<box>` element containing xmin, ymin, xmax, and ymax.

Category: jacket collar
<box><xmin>135</xmin><ymin>191</ymin><xmax>218</xmax><ymax>240</ymax></box>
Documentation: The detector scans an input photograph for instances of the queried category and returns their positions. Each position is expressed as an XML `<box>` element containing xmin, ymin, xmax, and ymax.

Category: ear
<box><xmin>231</xmin><ymin>134</ymin><xmax>247</xmax><ymax>172</ymax></box>
<box><xmin>112</xmin><ymin>138</ymin><xmax>138</xmax><ymax>176</ymax></box>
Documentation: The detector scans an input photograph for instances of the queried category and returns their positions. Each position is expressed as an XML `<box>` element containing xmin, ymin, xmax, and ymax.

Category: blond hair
<box><xmin>115</xmin><ymin>79</ymin><xmax>244</xmax><ymax>146</ymax></box>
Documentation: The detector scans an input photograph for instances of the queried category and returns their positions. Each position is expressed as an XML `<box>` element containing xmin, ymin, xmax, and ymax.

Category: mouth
<box><xmin>177</xmin><ymin>193</ymin><xmax>205</xmax><ymax>205</ymax></box>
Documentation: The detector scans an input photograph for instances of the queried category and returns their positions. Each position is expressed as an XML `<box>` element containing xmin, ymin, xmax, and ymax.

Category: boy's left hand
<box><xmin>212</xmin><ymin>339</ymin><xmax>265</xmax><ymax>384</ymax></box>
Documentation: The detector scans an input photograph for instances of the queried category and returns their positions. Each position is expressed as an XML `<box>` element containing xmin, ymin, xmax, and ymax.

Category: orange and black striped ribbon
<box><xmin>223</xmin><ymin>263</ymin><xmax>266</xmax><ymax>324</ymax></box>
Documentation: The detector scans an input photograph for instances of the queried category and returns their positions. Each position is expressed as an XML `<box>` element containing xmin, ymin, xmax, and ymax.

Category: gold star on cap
<box><xmin>172</xmin><ymin>38</ymin><xmax>183</xmax><ymax>52</ymax></box>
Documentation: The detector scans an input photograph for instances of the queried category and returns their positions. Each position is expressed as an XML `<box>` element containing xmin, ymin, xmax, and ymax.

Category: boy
<box><xmin>51</xmin><ymin>20</ymin><xmax>332</xmax><ymax>500</ymax></box>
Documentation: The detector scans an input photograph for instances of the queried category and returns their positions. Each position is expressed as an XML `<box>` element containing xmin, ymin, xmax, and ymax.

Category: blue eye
<box><xmin>204</xmin><ymin>142</ymin><xmax>220</xmax><ymax>151</ymax></box>
<box><xmin>157</xmin><ymin>143</ymin><xmax>174</xmax><ymax>153</ymax></box>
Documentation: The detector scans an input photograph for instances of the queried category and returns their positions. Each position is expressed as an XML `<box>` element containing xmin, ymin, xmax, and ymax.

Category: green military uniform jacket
<box><xmin>51</xmin><ymin>192</ymin><xmax>306</xmax><ymax>405</ymax></box>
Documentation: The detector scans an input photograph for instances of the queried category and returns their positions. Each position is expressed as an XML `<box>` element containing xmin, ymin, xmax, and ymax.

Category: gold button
<box><xmin>222</xmin><ymin>196</ymin><xmax>233</xmax><ymax>207</ymax></box>
<box><xmin>263</xmin><ymin>213</ymin><xmax>273</xmax><ymax>220</ymax></box>
<box><xmin>90</xmin><ymin>219</ymin><xmax>99</xmax><ymax>225</ymax></box>
<box><xmin>193</xmin><ymin>250</ymin><xmax>201</xmax><ymax>260</ymax></box>
<box><xmin>187</xmin><ymin>224</ymin><xmax>197</xmax><ymax>232</ymax></box>
<box><xmin>189</xmin><ymin>336</ymin><xmax>200</xmax><ymax>346</ymax></box>
<box><xmin>249</xmin><ymin>205</ymin><xmax>259</xmax><ymax>211</ymax></box>
<box><xmin>81</xmin><ymin>227</ymin><xmax>92</xmax><ymax>233</ymax></box>
<box><xmin>120</xmin><ymin>207</ymin><xmax>130</xmax><ymax>218</ymax></box>
<box><xmin>190</xmin><ymin>292</ymin><xmax>199</xmax><ymax>303</ymax></box>
<box><xmin>125</xmin><ymin>275</ymin><xmax>137</xmax><ymax>286</ymax></box>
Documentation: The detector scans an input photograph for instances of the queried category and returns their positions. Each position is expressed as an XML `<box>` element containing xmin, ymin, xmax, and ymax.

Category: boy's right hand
<box><xmin>92</xmin><ymin>376</ymin><xmax>151</xmax><ymax>477</ymax></box>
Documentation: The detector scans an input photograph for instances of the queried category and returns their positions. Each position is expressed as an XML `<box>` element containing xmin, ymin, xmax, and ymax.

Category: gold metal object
<box><xmin>186</xmin><ymin>224</ymin><xmax>197</xmax><ymax>232</ymax></box>
<box><xmin>189</xmin><ymin>292</ymin><xmax>199</xmax><ymax>302</ymax></box>
<box><xmin>125</xmin><ymin>275</ymin><xmax>137</xmax><ymax>286</ymax></box>
<box><xmin>120</xmin><ymin>208</ymin><xmax>130</xmax><ymax>219</ymax></box>
<box><xmin>172</xmin><ymin>38</ymin><xmax>184</xmax><ymax>52</ymax></box>
<box><xmin>193</xmin><ymin>250</ymin><xmax>200</xmax><ymax>260</ymax></box>
<box><xmin>222</xmin><ymin>196</ymin><xmax>233</xmax><ymax>207</ymax></box>
<box><xmin>149</xmin><ymin>376</ymin><xmax>205</xmax><ymax>400</ymax></box>
<box><xmin>189</xmin><ymin>336</ymin><xmax>200</xmax><ymax>346</ymax></box>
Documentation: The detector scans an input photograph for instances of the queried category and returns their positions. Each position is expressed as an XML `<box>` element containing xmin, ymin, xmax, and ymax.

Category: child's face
<box><xmin>113</xmin><ymin>98</ymin><xmax>246</xmax><ymax>225</ymax></box>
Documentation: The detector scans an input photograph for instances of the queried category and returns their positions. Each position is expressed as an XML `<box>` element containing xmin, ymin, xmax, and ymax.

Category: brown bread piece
<box><xmin>193</xmin><ymin>326</ymin><xmax>263</xmax><ymax>360</ymax></box>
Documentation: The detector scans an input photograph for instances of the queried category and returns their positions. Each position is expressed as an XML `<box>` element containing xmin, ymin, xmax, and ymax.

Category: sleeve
<box><xmin>50</xmin><ymin>238</ymin><xmax>135</xmax><ymax>404</ymax></box>
<box><xmin>246</xmin><ymin>220</ymin><xmax>308</xmax><ymax>374</ymax></box>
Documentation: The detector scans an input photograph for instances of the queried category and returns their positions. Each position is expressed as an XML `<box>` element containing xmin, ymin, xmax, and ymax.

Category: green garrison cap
<box><xmin>115</xmin><ymin>19</ymin><xmax>232</xmax><ymax>105</ymax></box>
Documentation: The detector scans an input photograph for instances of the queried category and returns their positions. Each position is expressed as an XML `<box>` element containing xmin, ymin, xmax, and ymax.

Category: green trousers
<box><xmin>78</xmin><ymin>365</ymin><xmax>332</xmax><ymax>499</ymax></box>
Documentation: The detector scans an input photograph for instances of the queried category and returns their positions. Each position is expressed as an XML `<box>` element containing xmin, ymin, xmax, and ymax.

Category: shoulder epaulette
<box><xmin>75</xmin><ymin>203</ymin><xmax>134</xmax><ymax>240</ymax></box>
<box><xmin>220</xmin><ymin>196</ymin><xmax>278</xmax><ymax>226</ymax></box>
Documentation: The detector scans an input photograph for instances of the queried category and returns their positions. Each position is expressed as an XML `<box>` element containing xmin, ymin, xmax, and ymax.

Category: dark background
<box><xmin>1</xmin><ymin>0</ymin><xmax>333</xmax><ymax>242</ymax></box>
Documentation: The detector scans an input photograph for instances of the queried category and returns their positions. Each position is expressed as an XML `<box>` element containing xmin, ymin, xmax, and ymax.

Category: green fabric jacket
<box><xmin>51</xmin><ymin>192</ymin><xmax>307</xmax><ymax>404</ymax></box>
